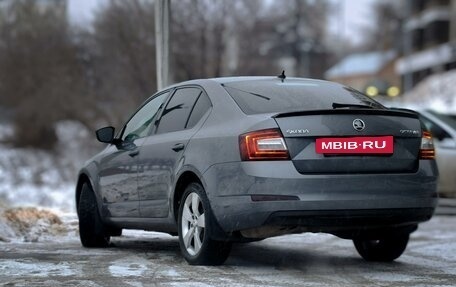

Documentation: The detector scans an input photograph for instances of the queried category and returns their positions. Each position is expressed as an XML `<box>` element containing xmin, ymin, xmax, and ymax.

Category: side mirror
<box><xmin>96</xmin><ymin>126</ymin><xmax>115</xmax><ymax>143</ymax></box>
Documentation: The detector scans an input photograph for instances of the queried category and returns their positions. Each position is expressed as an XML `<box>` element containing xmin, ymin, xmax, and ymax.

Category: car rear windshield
<box><xmin>222</xmin><ymin>79</ymin><xmax>384</xmax><ymax>115</ymax></box>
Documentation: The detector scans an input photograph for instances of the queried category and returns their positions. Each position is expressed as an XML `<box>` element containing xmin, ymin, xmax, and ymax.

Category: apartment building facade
<box><xmin>397</xmin><ymin>0</ymin><xmax>456</xmax><ymax>91</ymax></box>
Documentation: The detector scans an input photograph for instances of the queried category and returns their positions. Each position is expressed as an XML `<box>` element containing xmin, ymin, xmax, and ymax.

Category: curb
<box><xmin>436</xmin><ymin>198</ymin><xmax>456</xmax><ymax>215</ymax></box>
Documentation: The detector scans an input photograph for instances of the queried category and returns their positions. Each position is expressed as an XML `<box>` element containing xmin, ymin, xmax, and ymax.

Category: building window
<box><xmin>411</xmin><ymin>0</ymin><xmax>427</xmax><ymax>15</ymax></box>
<box><xmin>424</xmin><ymin>21</ymin><xmax>450</xmax><ymax>47</ymax></box>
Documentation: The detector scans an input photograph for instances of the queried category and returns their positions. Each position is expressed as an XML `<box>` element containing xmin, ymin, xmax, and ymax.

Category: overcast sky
<box><xmin>68</xmin><ymin>0</ymin><xmax>106</xmax><ymax>24</ymax></box>
<box><xmin>68</xmin><ymin>0</ymin><xmax>376</xmax><ymax>45</ymax></box>
<box><xmin>330</xmin><ymin>0</ymin><xmax>377</xmax><ymax>45</ymax></box>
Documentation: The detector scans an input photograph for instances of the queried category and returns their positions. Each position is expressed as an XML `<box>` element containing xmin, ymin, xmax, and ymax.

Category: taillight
<box><xmin>239</xmin><ymin>128</ymin><xmax>290</xmax><ymax>161</ymax></box>
<box><xmin>420</xmin><ymin>131</ymin><xmax>435</xmax><ymax>159</ymax></box>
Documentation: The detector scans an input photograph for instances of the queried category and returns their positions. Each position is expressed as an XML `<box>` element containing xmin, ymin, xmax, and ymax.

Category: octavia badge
<box><xmin>353</xmin><ymin>119</ymin><xmax>365</xmax><ymax>131</ymax></box>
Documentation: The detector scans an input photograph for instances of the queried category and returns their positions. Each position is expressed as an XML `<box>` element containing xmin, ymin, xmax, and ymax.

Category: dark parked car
<box><xmin>76</xmin><ymin>76</ymin><xmax>438</xmax><ymax>265</ymax></box>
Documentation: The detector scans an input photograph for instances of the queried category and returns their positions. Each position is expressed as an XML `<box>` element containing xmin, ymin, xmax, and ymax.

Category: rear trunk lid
<box><xmin>274</xmin><ymin>109</ymin><xmax>422</xmax><ymax>174</ymax></box>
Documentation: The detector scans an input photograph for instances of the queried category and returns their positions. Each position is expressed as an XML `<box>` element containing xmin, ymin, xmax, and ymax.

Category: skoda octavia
<box><xmin>76</xmin><ymin>76</ymin><xmax>438</xmax><ymax>265</ymax></box>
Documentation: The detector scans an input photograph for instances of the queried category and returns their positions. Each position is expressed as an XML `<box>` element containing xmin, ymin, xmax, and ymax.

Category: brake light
<box><xmin>239</xmin><ymin>128</ymin><xmax>290</xmax><ymax>160</ymax></box>
<box><xmin>420</xmin><ymin>131</ymin><xmax>435</xmax><ymax>159</ymax></box>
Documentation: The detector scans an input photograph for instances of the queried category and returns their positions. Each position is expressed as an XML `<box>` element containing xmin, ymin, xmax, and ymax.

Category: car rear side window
<box><xmin>186</xmin><ymin>92</ymin><xmax>211</xmax><ymax>129</ymax></box>
<box><xmin>156</xmin><ymin>87</ymin><xmax>201</xmax><ymax>134</ymax></box>
<box><xmin>223</xmin><ymin>79</ymin><xmax>383</xmax><ymax>115</ymax></box>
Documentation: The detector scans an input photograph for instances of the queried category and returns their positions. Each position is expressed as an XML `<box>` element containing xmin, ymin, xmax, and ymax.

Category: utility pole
<box><xmin>155</xmin><ymin>0</ymin><xmax>171</xmax><ymax>90</ymax></box>
<box><xmin>402</xmin><ymin>0</ymin><xmax>413</xmax><ymax>93</ymax></box>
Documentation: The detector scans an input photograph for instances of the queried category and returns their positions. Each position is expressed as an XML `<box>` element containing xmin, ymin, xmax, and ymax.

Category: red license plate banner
<box><xmin>315</xmin><ymin>136</ymin><xmax>394</xmax><ymax>154</ymax></box>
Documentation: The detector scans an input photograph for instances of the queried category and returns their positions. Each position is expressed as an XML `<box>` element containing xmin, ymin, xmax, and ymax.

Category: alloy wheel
<box><xmin>181</xmin><ymin>192</ymin><xmax>206</xmax><ymax>256</ymax></box>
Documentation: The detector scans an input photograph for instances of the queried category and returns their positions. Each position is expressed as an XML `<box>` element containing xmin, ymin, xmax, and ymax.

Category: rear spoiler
<box><xmin>273</xmin><ymin>108</ymin><xmax>420</xmax><ymax>119</ymax></box>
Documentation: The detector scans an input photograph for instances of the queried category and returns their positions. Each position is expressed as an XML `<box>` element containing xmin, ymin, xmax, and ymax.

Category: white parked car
<box><xmin>417</xmin><ymin>110</ymin><xmax>456</xmax><ymax>198</ymax></box>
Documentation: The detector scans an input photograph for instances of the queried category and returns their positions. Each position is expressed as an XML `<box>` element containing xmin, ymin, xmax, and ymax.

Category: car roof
<box><xmin>165</xmin><ymin>76</ymin><xmax>337</xmax><ymax>89</ymax></box>
<box><xmin>212</xmin><ymin>76</ymin><xmax>335</xmax><ymax>86</ymax></box>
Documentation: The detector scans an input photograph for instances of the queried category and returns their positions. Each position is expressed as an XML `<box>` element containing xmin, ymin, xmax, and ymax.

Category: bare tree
<box><xmin>264</xmin><ymin>0</ymin><xmax>330</xmax><ymax>78</ymax></box>
<box><xmin>171</xmin><ymin>0</ymin><xmax>232</xmax><ymax>81</ymax></box>
<box><xmin>89</xmin><ymin>0</ymin><xmax>157</xmax><ymax>127</ymax></box>
<box><xmin>358</xmin><ymin>0</ymin><xmax>402</xmax><ymax>52</ymax></box>
<box><xmin>0</xmin><ymin>1</ymin><xmax>91</xmax><ymax>149</ymax></box>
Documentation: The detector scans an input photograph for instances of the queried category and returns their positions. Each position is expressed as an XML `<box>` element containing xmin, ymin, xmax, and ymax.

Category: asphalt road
<box><xmin>0</xmin><ymin>216</ymin><xmax>455</xmax><ymax>287</ymax></box>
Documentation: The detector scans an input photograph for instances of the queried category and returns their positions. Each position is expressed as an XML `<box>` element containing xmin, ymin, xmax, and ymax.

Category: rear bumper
<box><xmin>265</xmin><ymin>208</ymin><xmax>433</xmax><ymax>231</ymax></box>
<box><xmin>203</xmin><ymin>160</ymin><xmax>438</xmax><ymax>233</ymax></box>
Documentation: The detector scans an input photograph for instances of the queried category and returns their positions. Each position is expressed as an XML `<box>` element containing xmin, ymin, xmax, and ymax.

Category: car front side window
<box><xmin>122</xmin><ymin>92</ymin><xmax>169</xmax><ymax>142</ymax></box>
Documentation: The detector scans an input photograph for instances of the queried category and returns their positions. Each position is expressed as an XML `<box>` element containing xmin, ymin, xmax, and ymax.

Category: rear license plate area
<box><xmin>315</xmin><ymin>136</ymin><xmax>394</xmax><ymax>155</ymax></box>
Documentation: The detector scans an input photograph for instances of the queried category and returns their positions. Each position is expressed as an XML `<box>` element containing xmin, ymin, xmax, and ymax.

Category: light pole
<box><xmin>155</xmin><ymin>0</ymin><xmax>171</xmax><ymax>90</ymax></box>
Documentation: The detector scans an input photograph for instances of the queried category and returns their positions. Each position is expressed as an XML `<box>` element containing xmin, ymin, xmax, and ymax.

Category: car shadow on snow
<box><xmin>106</xmin><ymin>234</ymin><xmax>422</xmax><ymax>273</ymax></box>
<box><xmin>109</xmin><ymin>235</ymin><xmax>181</xmax><ymax>260</ymax></box>
<box><xmin>228</xmin><ymin>240</ymin><xmax>377</xmax><ymax>270</ymax></box>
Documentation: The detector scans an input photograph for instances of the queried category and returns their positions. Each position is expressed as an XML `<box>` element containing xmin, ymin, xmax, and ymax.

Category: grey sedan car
<box><xmin>76</xmin><ymin>76</ymin><xmax>438</xmax><ymax>265</ymax></box>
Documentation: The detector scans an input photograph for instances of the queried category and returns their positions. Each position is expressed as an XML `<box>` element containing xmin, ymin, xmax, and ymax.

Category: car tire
<box><xmin>108</xmin><ymin>227</ymin><xmax>122</xmax><ymax>237</ymax></box>
<box><xmin>178</xmin><ymin>182</ymin><xmax>231</xmax><ymax>265</ymax></box>
<box><xmin>78</xmin><ymin>183</ymin><xmax>110</xmax><ymax>248</ymax></box>
<box><xmin>353</xmin><ymin>233</ymin><xmax>410</xmax><ymax>262</ymax></box>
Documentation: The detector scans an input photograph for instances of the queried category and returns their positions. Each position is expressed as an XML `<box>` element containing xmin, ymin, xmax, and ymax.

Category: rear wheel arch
<box><xmin>173</xmin><ymin>171</ymin><xmax>203</xmax><ymax>223</ymax></box>
<box><xmin>177</xmin><ymin>182</ymin><xmax>232</xmax><ymax>265</ymax></box>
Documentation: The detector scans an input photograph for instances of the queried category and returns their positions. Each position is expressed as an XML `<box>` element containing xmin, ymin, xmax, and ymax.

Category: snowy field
<box><xmin>0</xmin><ymin>121</ymin><xmax>99</xmax><ymax>214</ymax></box>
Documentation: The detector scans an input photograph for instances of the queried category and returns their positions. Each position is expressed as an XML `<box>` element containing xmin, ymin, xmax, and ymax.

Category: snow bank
<box><xmin>0</xmin><ymin>206</ymin><xmax>76</xmax><ymax>243</ymax></box>
<box><xmin>402</xmin><ymin>70</ymin><xmax>456</xmax><ymax>113</ymax></box>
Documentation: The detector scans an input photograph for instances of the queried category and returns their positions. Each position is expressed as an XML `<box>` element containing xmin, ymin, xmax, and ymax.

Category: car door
<box><xmin>98</xmin><ymin>92</ymin><xmax>169</xmax><ymax>218</ymax></box>
<box><xmin>138</xmin><ymin>87</ymin><xmax>212</xmax><ymax>218</ymax></box>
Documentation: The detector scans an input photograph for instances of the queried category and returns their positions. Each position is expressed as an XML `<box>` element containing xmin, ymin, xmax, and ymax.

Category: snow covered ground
<box><xmin>0</xmin><ymin>216</ymin><xmax>455</xmax><ymax>286</ymax></box>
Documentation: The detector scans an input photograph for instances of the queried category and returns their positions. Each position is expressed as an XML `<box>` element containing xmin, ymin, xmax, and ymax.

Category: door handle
<box><xmin>172</xmin><ymin>143</ymin><xmax>185</xmax><ymax>152</ymax></box>
<box><xmin>129</xmin><ymin>150</ymin><xmax>140</xmax><ymax>157</ymax></box>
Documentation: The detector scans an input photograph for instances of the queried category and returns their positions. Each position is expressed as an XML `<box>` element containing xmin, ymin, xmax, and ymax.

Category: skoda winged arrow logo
<box><xmin>353</xmin><ymin>119</ymin><xmax>365</xmax><ymax>131</ymax></box>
